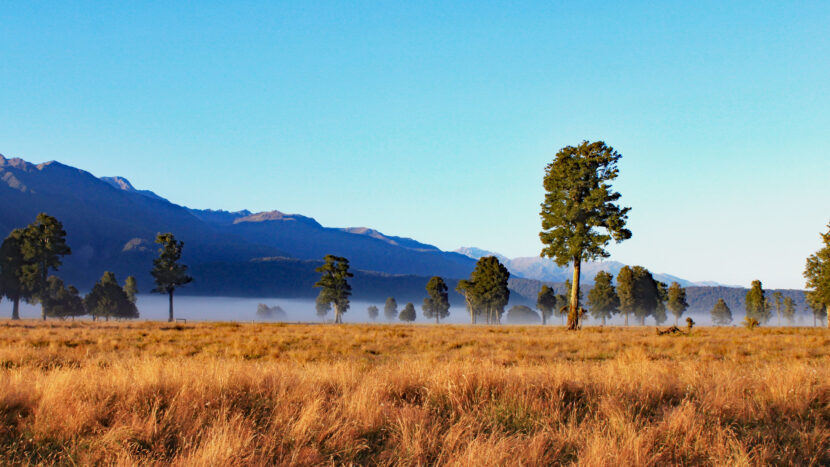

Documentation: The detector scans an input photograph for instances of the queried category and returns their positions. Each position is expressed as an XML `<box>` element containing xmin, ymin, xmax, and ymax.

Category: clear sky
<box><xmin>1</xmin><ymin>1</ymin><xmax>828</xmax><ymax>289</ymax></box>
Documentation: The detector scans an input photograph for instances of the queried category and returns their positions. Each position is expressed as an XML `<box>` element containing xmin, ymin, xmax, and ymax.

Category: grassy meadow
<box><xmin>0</xmin><ymin>321</ymin><xmax>828</xmax><ymax>465</ymax></box>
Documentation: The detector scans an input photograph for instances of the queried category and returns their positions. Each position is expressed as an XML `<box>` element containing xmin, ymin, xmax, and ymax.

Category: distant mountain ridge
<box><xmin>454</xmin><ymin>247</ymin><xmax>722</xmax><ymax>287</ymax></box>
<box><xmin>0</xmin><ymin>153</ymin><xmax>476</xmax><ymax>292</ymax></box>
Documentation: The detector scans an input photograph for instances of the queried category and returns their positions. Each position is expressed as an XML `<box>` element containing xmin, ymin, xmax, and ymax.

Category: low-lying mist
<box><xmin>0</xmin><ymin>295</ymin><xmax>818</xmax><ymax>327</ymax></box>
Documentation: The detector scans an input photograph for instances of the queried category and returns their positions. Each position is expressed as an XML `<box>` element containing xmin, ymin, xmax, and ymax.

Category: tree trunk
<box><xmin>602</xmin><ymin>316</ymin><xmax>606</xmax><ymax>326</ymax></box>
<box><xmin>542</xmin><ymin>309</ymin><xmax>546</xmax><ymax>326</ymax></box>
<box><xmin>168</xmin><ymin>289</ymin><xmax>174</xmax><ymax>322</ymax></box>
<box><xmin>624</xmin><ymin>312</ymin><xmax>629</xmax><ymax>326</ymax></box>
<box><xmin>567</xmin><ymin>257</ymin><xmax>581</xmax><ymax>330</ymax></box>
<box><xmin>436</xmin><ymin>313</ymin><xmax>439</xmax><ymax>325</ymax></box>
<box><xmin>12</xmin><ymin>298</ymin><xmax>20</xmax><ymax>320</ymax></box>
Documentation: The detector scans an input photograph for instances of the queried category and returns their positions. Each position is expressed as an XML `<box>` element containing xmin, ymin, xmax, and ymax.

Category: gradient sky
<box><xmin>2</xmin><ymin>1</ymin><xmax>828</xmax><ymax>289</ymax></box>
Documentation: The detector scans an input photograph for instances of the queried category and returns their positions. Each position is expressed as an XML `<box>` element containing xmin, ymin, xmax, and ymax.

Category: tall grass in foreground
<box><xmin>0</xmin><ymin>322</ymin><xmax>828</xmax><ymax>465</ymax></box>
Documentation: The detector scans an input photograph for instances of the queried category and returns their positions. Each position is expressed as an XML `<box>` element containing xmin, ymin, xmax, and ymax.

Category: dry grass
<box><xmin>0</xmin><ymin>321</ymin><xmax>827</xmax><ymax>466</ymax></box>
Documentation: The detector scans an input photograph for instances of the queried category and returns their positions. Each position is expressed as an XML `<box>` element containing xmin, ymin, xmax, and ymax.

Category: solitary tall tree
<box><xmin>540</xmin><ymin>141</ymin><xmax>631</xmax><ymax>330</ymax></box>
<box><xmin>384</xmin><ymin>297</ymin><xmax>398</xmax><ymax>321</ymax></box>
<box><xmin>536</xmin><ymin>285</ymin><xmax>557</xmax><ymax>325</ymax></box>
<box><xmin>745</xmin><ymin>280</ymin><xmax>769</xmax><ymax>324</ymax></box>
<box><xmin>399</xmin><ymin>302</ymin><xmax>416</xmax><ymax>322</ymax></box>
<box><xmin>587</xmin><ymin>271</ymin><xmax>618</xmax><ymax>325</ymax></box>
<box><xmin>0</xmin><ymin>230</ymin><xmax>32</xmax><ymax>320</ymax></box>
<box><xmin>667</xmin><ymin>282</ymin><xmax>689</xmax><ymax>325</ymax></box>
<box><xmin>19</xmin><ymin>213</ymin><xmax>71</xmax><ymax>320</ymax></box>
<box><xmin>367</xmin><ymin>305</ymin><xmax>379</xmax><ymax>321</ymax></box>
<box><xmin>151</xmin><ymin>233</ymin><xmax>192</xmax><ymax>322</ymax></box>
<box><xmin>313</xmin><ymin>255</ymin><xmax>353</xmax><ymax>324</ymax></box>
<box><xmin>422</xmin><ymin>276</ymin><xmax>450</xmax><ymax>324</ymax></box>
<box><xmin>710</xmin><ymin>298</ymin><xmax>733</xmax><ymax>326</ymax></box>
<box><xmin>803</xmin><ymin>222</ymin><xmax>830</xmax><ymax>328</ymax></box>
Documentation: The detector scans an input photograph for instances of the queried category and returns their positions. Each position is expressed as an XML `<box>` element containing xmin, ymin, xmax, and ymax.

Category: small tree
<box><xmin>506</xmin><ymin>305</ymin><xmax>541</xmax><ymax>324</ymax></box>
<box><xmin>124</xmin><ymin>276</ymin><xmax>138</xmax><ymax>304</ymax></box>
<box><xmin>151</xmin><ymin>233</ymin><xmax>192</xmax><ymax>322</ymax></box>
<box><xmin>0</xmin><ymin>229</ymin><xmax>32</xmax><ymax>320</ymax></box>
<box><xmin>654</xmin><ymin>281</ymin><xmax>669</xmax><ymax>325</ymax></box>
<box><xmin>536</xmin><ymin>285</ymin><xmax>557</xmax><ymax>325</ymax></box>
<box><xmin>470</xmin><ymin>256</ymin><xmax>510</xmax><ymax>324</ymax></box>
<box><xmin>587</xmin><ymin>271</ymin><xmax>618</xmax><ymax>325</ymax></box>
<box><xmin>422</xmin><ymin>276</ymin><xmax>450</xmax><ymax>324</ymax></box>
<box><xmin>803</xmin><ymin>222</ymin><xmax>830</xmax><ymax>328</ymax></box>
<box><xmin>617</xmin><ymin>266</ymin><xmax>660</xmax><ymax>325</ymax></box>
<box><xmin>745</xmin><ymin>280</ymin><xmax>770</xmax><ymax>324</ymax></box>
<box><xmin>456</xmin><ymin>279</ymin><xmax>479</xmax><ymax>324</ymax></box>
<box><xmin>399</xmin><ymin>302</ymin><xmax>416</xmax><ymax>322</ymax></box>
<box><xmin>770</xmin><ymin>291</ymin><xmax>783</xmax><ymax>326</ymax></box>
<box><xmin>42</xmin><ymin>276</ymin><xmax>85</xmax><ymax>320</ymax></box>
<box><xmin>667</xmin><ymin>282</ymin><xmax>689</xmax><ymax>325</ymax></box>
<box><xmin>19</xmin><ymin>213</ymin><xmax>71</xmax><ymax>320</ymax></box>
<box><xmin>808</xmin><ymin>300</ymin><xmax>827</xmax><ymax>327</ymax></box>
<box><xmin>781</xmin><ymin>296</ymin><xmax>796</xmax><ymax>324</ymax></box>
<box><xmin>367</xmin><ymin>305</ymin><xmax>379</xmax><ymax>321</ymax></box>
<box><xmin>710</xmin><ymin>298</ymin><xmax>733</xmax><ymax>326</ymax></box>
<box><xmin>616</xmin><ymin>266</ymin><xmax>635</xmax><ymax>326</ymax></box>
<box><xmin>313</xmin><ymin>255</ymin><xmax>353</xmax><ymax>324</ymax></box>
<box><xmin>539</xmin><ymin>141</ymin><xmax>632</xmax><ymax>330</ymax></box>
<box><xmin>384</xmin><ymin>297</ymin><xmax>398</xmax><ymax>321</ymax></box>
<box><xmin>85</xmin><ymin>271</ymin><xmax>138</xmax><ymax>320</ymax></box>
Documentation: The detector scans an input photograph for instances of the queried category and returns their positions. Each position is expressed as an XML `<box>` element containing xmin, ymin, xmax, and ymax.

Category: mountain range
<box><xmin>3</xmin><ymin>153</ymin><xmax>779</xmax><ymax>311</ymax></box>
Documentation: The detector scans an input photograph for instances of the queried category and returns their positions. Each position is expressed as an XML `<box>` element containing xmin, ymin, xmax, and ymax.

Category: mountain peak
<box><xmin>100</xmin><ymin>176</ymin><xmax>166</xmax><ymax>201</ymax></box>
<box><xmin>233</xmin><ymin>210</ymin><xmax>321</xmax><ymax>227</ymax></box>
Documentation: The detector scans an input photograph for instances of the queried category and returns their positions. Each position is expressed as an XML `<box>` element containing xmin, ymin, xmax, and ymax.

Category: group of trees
<box><xmin>456</xmin><ymin>256</ymin><xmax>510</xmax><ymax>324</ymax></box>
<box><xmin>1</xmin><ymin>213</ymin><xmax>193</xmax><ymax>322</ymax></box>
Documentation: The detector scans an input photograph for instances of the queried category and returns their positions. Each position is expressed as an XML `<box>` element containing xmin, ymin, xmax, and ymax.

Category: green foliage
<box><xmin>399</xmin><ymin>302</ymin><xmax>416</xmax><ymax>322</ymax></box>
<box><xmin>124</xmin><ymin>276</ymin><xmax>138</xmax><ymax>304</ymax></box>
<box><xmin>782</xmin><ymin>297</ymin><xmax>796</xmax><ymax>324</ymax></box>
<box><xmin>85</xmin><ymin>271</ymin><xmax>139</xmax><ymax>320</ymax></box>
<box><xmin>151</xmin><ymin>233</ymin><xmax>192</xmax><ymax>322</ymax></box>
<box><xmin>803</xmin><ymin>222</ymin><xmax>830</xmax><ymax>328</ymax></box>
<box><xmin>384</xmin><ymin>297</ymin><xmax>398</xmax><ymax>321</ymax></box>
<box><xmin>539</xmin><ymin>141</ymin><xmax>631</xmax><ymax>330</ymax></box>
<box><xmin>0</xmin><ymin>229</ymin><xmax>32</xmax><ymax>320</ymax></box>
<box><xmin>256</xmin><ymin>304</ymin><xmax>286</xmax><ymax>321</ymax></box>
<box><xmin>313</xmin><ymin>255</ymin><xmax>353</xmax><ymax>324</ymax></box>
<box><xmin>42</xmin><ymin>276</ymin><xmax>85</xmax><ymax>319</ymax></box>
<box><xmin>315</xmin><ymin>296</ymin><xmax>331</xmax><ymax>320</ymax></box>
<box><xmin>745</xmin><ymin>280</ymin><xmax>770</xmax><ymax>324</ymax></box>
<box><xmin>616</xmin><ymin>266</ymin><xmax>660</xmax><ymax>325</ymax></box>
<box><xmin>18</xmin><ymin>214</ymin><xmax>72</xmax><ymax>320</ymax></box>
<box><xmin>536</xmin><ymin>285</ymin><xmax>557</xmax><ymax>325</ymax></box>
<box><xmin>710</xmin><ymin>298</ymin><xmax>733</xmax><ymax>326</ymax></box>
<box><xmin>667</xmin><ymin>282</ymin><xmax>689</xmax><ymax>325</ymax></box>
<box><xmin>586</xmin><ymin>271</ymin><xmax>618</xmax><ymax>325</ymax></box>
<box><xmin>367</xmin><ymin>305</ymin><xmax>379</xmax><ymax>321</ymax></box>
<box><xmin>506</xmin><ymin>305</ymin><xmax>541</xmax><ymax>324</ymax></box>
<box><xmin>422</xmin><ymin>276</ymin><xmax>450</xmax><ymax>323</ymax></box>
<box><xmin>467</xmin><ymin>256</ymin><xmax>511</xmax><ymax>324</ymax></box>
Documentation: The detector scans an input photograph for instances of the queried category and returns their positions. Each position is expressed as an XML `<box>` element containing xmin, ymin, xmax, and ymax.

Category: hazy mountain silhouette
<box><xmin>0</xmin><ymin>154</ymin><xmax>475</xmax><ymax>292</ymax></box>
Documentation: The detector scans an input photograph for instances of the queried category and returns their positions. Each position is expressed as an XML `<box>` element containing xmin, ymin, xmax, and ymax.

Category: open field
<box><xmin>0</xmin><ymin>322</ymin><xmax>828</xmax><ymax>465</ymax></box>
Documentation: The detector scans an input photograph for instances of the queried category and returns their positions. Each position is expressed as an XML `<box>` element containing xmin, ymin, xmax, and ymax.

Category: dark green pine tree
<box><xmin>745</xmin><ymin>280</ymin><xmax>769</xmax><ymax>324</ymax></box>
<box><xmin>616</xmin><ymin>266</ymin><xmax>635</xmax><ymax>326</ymax></box>
<box><xmin>667</xmin><ymin>282</ymin><xmax>689</xmax><ymax>325</ymax></box>
<box><xmin>85</xmin><ymin>271</ymin><xmax>138</xmax><ymax>320</ymax></box>
<box><xmin>422</xmin><ymin>276</ymin><xmax>450</xmax><ymax>324</ymax></box>
<box><xmin>803</xmin><ymin>223</ymin><xmax>830</xmax><ymax>329</ymax></box>
<box><xmin>151</xmin><ymin>233</ymin><xmax>192</xmax><ymax>322</ymax></box>
<box><xmin>314</xmin><ymin>255</ymin><xmax>353</xmax><ymax>324</ymax></box>
<box><xmin>710</xmin><ymin>298</ymin><xmax>733</xmax><ymax>326</ymax></box>
<box><xmin>399</xmin><ymin>302</ymin><xmax>416</xmax><ymax>322</ymax></box>
<box><xmin>587</xmin><ymin>271</ymin><xmax>618</xmax><ymax>325</ymax></box>
<box><xmin>124</xmin><ymin>276</ymin><xmax>138</xmax><ymax>304</ymax></box>
<box><xmin>19</xmin><ymin>213</ymin><xmax>71</xmax><ymax>320</ymax></box>
<box><xmin>42</xmin><ymin>276</ymin><xmax>86</xmax><ymax>320</ymax></box>
<box><xmin>536</xmin><ymin>285</ymin><xmax>557</xmax><ymax>325</ymax></box>
<box><xmin>367</xmin><ymin>305</ymin><xmax>379</xmax><ymax>321</ymax></box>
<box><xmin>539</xmin><ymin>141</ymin><xmax>632</xmax><ymax>330</ymax></box>
<box><xmin>383</xmin><ymin>297</ymin><xmax>398</xmax><ymax>321</ymax></box>
<box><xmin>617</xmin><ymin>266</ymin><xmax>660</xmax><ymax>325</ymax></box>
<box><xmin>654</xmin><ymin>281</ymin><xmax>669</xmax><ymax>325</ymax></box>
<box><xmin>469</xmin><ymin>256</ymin><xmax>510</xmax><ymax>324</ymax></box>
<box><xmin>0</xmin><ymin>229</ymin><xmax>33</xmax><ymax>320</ymax></box>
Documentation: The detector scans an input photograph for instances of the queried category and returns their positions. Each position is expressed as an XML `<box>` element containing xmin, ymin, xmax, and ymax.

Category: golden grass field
<box><xmin>0</xmin><ymin>321</ymin><xmax>828</xmax><ymax>466</ymax></box>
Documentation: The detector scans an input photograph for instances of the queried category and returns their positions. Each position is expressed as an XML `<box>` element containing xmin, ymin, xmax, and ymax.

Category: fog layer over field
<box><xmin>0</xmin><ymin>295</ymin><xmax>818</xmax><ymax>326</ymax></box>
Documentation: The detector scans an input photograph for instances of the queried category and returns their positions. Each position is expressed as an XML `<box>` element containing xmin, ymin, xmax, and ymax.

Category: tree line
<box><xmin>0</xmin><ymin>214</ymin><xmax>192</xmax><ymax>321</ymax></box>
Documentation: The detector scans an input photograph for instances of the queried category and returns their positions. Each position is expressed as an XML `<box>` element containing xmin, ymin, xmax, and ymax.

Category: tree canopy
<box><xmin>539</xmin><ymin>141</ymin><xmax>631</xmax><ymax>330</ymax></box>
<box><xmin>506</xmin><ymin>305</ymin><xmax>541</xmax><ymax>324</ymax></box>
<box><xmin>367</xmin><ymin>305</ymin><xmax>379</xmax><ymax>321</ymax></box>
<box><xmin>468</xmin><ymin>256</ymin><xmax>510</xmax><ymax>324</ymax></box>
<box><xmin>804</xmin><ymin>222</ymin><xmax>830</xmax><ymax>328</ymax></box>
<box><xmin>0</xmin><ymin>229</ymin><xmax>32</xmax><ymax>320</ymax></box>
<box><xmin>587</xmin><ymin>271</ymin><xmax>618</xmax><ymax>325</ymax></box>
<box><xmin>399</xmin><ymin>302</ymin><xmax>416</xmax><ymax>322</ymax></box>
<box><xmin>151</xmin><ymin>233</ymin><xmax>192</xmax><ymax>322</ymax></box>
<box><xmin>314</xmin><ymin>255</ymin><xmax>353</xmax><ymax>324</ymax></box>
<box><xmin>85</xmin><ymin>271</ymin><xmax>139</xmax><ymax>320</ymax></box>
<box><xmin>42</xmin><ymin>276</ymin><xmax>85</xmax><ymax>320</ymax></box>
<box><xmin>745</xmin><ymin>280</ymin><xmax>770</xmax><ymax>324</ymax></box>
<box><xmin>422</xmin><ymin>276</ymin><xmax>450</xmax><ymax>324</ymax></box>
<box><xmin>384</xmin><ymin>297</ymin><xmax>398</xmax><ymax>321</ymax></box>
<box><xmin>536</xmin><ymin>285</ymin><xmax>558</xmax><ymax>325</ymax></box>
<box><xmin>667</xmin><ymin>282</ymin><xmax>689</xmax><ymax>325</ymax></box>
<box><xmin>710</xmin><ymin>298</ymin><xmax>733</xmax><ymax>326</ymax></box>
<box><xmin>18</xmin><ymin>214</ymin><xmax>72</xmax><ymax>320</ymax></box>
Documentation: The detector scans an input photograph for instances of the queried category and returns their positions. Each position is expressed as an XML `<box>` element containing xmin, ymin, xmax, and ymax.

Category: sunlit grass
<box><xmin>0</xmin><ymin>321</ymin><xmax>827</xmax><ymax>465</ymax></box>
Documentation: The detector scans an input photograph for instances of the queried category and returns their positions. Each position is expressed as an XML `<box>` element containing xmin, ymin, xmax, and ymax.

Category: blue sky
<box><xmin>1</xmin><ymin>1</ymin><xmax>828</xmax><ymax>289</ymax></box>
